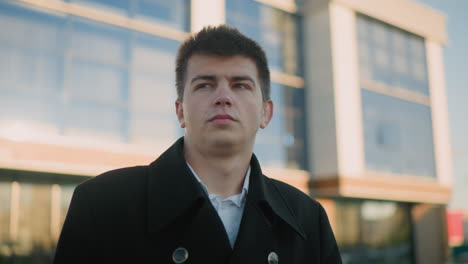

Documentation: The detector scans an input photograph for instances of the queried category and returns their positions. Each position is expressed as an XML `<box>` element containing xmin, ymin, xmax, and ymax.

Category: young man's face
<box><xmin>176</xmin><ymin>54</ymin><xmax>273</xmax><ymax>152</ymax></box>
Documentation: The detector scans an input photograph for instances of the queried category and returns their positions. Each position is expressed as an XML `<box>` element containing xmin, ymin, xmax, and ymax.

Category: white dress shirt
<box><xmin>186</xmin><ymin>163</ymin><xmax>250</xmax><ymax>248</ymax></box>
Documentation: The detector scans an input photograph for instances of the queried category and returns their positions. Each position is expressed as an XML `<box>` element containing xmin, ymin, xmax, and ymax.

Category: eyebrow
<box><xmin>231</xmin><ymin>75</ymin><xmax>255</xmax><ymax>85</ymax></box>
<box><xmin>190</xmin><ymin>75</ymin><xmax>256</xmax><ymax>85</ymax></box>
<box><xmin>190</xmin><ymin>75</ymin><xmax>217</xmax><ymax>84</ymax></box>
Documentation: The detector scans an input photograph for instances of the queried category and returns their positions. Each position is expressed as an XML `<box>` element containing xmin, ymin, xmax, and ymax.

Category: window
<box><xmin>129</xmin><ymin>33</ymin><xmax>181</xmax><ymax>145</ymax></box>
<box><xmin>59</xmin><ymin>185</ymin><xmax>76</xmax><ymax>228</ymax></box>
<box><xmin>0</xmin><ymin>2</ymin><xmax>64</xmax><ymax>133</ymax></box>
<box><xmin>357</xmin><ymin>15</ymin><xmax>429</xmax><ymax>95</ymax></box>
<box><xmin>0</xmin><ymin>171</ymin><xmax>83</xmax><ymax>262</ymax></box>
<box><xmin>226</xmin><ymin>0</ymin><xmax>301</xmax><ymax>76</ymax></box>
<box><xmin>227</xmin><ymin>0</ymin><xmax>307</xmax><ymax>170</ymax></box>
<box><xmin>357</xmin><ymin>15</ymin><xmax>436</xmax><ymax>178</ymax></box>
<box><xmin>135</xmin><ymin>0</ymin><xmax>189</xmax><ymax>30</ymax></box>
<box><xmin>0</xmin><ymin>183</ymin><xmax>11</xmax><ymax>258</ymax></box>
<box><xmin>15</xmin><ymin>184</ymin><xmax>54</xmax><ymax>262</ymax></box>
<box><xmin>254</xmin><ymin>83</ymin><xmax>307</xmax><ymax>170</ymax></box>
<box><xmin>64</xmin><ymin>18</ymin><xmax>129</xmax><ymax>141</ymax></box>
<box><xmin>68</xmin><ymin>0</ymin><xmax>190</xmax><ymax>31</ymax></box>
<box><xmin>336</xmin><ymin>200</ymin><xmax>414</xmax><ymax>264</ymax></box>
<box><xmin>0</xmin><ymin>1</ymin><xmax>186</xmax><ymax>146</ymax></box>
<box><xmin>362</xmin><ymin>90</ymin><xmax>436</xmax><ymax>177</ymax></box>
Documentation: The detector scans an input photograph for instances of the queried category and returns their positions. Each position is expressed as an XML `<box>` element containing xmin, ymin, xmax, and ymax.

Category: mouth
<box><xmin>209</xmin><ymin>114</ymin><xmax>236</xmax><ymax>123</ymax></box>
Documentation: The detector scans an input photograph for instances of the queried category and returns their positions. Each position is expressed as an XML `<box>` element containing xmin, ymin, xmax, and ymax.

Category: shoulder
<box><xmin>267</xmin><ymin>177</ymin><xmax>322</xmax><ymax>210</ymax></box>
<box><xmin>265</xmin><ymin>177</ymin><xmax>330</xmax><ymax>231</ymax></box>
<box><xmin>74</xmin><ymin>166</ymin><xmax>149</xmax><ymax>199</ymax></box>
<box><xmin>266</xmin><ymin>178</ymin><xmax>342</xmax><ymax>261</ymax></box>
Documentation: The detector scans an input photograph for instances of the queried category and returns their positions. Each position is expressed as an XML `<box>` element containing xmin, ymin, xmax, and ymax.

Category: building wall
<box><xmin>0</xmin><ymin>0</ymin><xmax>452</xmax><ymax>263</ymax></box>
<box><xmin>412</xmin><ymin>204</ymin><xmax>449</xmax><ymax>264</ymax></box>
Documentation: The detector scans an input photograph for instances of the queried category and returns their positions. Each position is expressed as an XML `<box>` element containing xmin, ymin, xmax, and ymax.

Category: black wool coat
<box><xmin>54</xmin><ymin>138</ymin><xmax>342</xmax><ymax>263</ymax></box>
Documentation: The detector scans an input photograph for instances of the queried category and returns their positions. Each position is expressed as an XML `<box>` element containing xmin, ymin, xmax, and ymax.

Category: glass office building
<box><xmin>0</xmin><ymin>0</ymin><xmax>452</xmax><ymax>263</ymax></box>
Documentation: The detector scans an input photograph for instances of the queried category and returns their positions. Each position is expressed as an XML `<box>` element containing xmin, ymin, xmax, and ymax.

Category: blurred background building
<box><xmin>0</xmin><ymin>0</ymin><xmax>460</xmax><ymax>263</ymax></box>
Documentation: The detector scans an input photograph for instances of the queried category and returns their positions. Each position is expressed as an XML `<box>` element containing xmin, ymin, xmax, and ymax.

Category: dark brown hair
<box><xmin>175</xmin><ymin>25</ymin><xmax>270</xmax><ymax>101</ymax></box>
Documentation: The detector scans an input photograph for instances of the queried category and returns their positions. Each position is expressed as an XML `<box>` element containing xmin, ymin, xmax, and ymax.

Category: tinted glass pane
<box><xmin>362</xmin><ymin>90</ymin><xmax>436</xmax><ymax>177</ymax></box>
<box><xmin>0</xmin><ymin>2</ymin><xmax>64</xmax><ymax>52</ymax></box>
<box><xmin>255</xmin><ymin>83</ymin><xmax>307</xmax><ymax>170</ymax></box>
<box><xmin>68</xmin><ymin>0</ymin><xmax>190</xmax><ymax>31</ymax></box>
<box><xmin>69</xmin><ymin>60</ymin><xmax>126</xmax><ymax>104</ymax></box>
<box><xmin>59</xmin><ymin>185</ymin><xmax>75</xmax><ymax>229</ymax></box>
<box><xmin>0</xmin><ymin>94</ymin><xmax>61</xmax><ymax>128</ymax></box>
<box><xmin>357</xmin><ymin>15</ymin><xmax>429</xmax><ymax>96</ymax></box>
<box><xmin>69</xmin><ymin>0</ymin><xmax>130</xmax><ymax>16</ymax></box>
<box><xmin>0</xmin><ymin>2</ymin><xmax>64</xmax><ymax>135</ymax></box>
<box><xmin>71</xmin><ymin>17</ymin><xmax>129</xmax><ymax>64</ymax></box>
<box><xmin>226</xmin><ymin>0</ymin><xmax>301</xmax><ymax>75</ymax></box>
<box><xmin>136</xmin><ymin>0</ymin><xmax>189</xmax><ymax>31</ymax></box>
<box><xmin>336</xmin><ymin>200</ymin><xmax>413</xmax><ymax>264</ymax></box>
<box><xmin>0</xmin><ymin>182</ymin><xmax>11</xmax><ymax>258</ymax></box>
<box><xmin>64</xmin><ymin>103</ymin><xmax>124</xmax><ymax>141</ymax></box>
<box><xmin>65</xmin><ymin>18</ymin><xmax>130</xmax><ymax>141</ymax></box>
<box><xmin>0</xmin><ymin>1</ymin><xmax>188</xmax><ymax>146</ymax></box>
<box><xmin>129</xmin><ymin>33</ymin><xmax>181</xmax><ymax>145</ymax></box>
<box><xmin>15</xmin><ymin>184</ymin><xmax>54</xmax><ymax>262</ymax></box>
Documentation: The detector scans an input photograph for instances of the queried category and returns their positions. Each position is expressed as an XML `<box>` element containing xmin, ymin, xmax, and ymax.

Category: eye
<box><xmin>233</xmin><ymin>83</ymin><xmax>250</xmax><ymax>89</ymax></box>
<box><xmin>195</xmin><ymin>83</ymin><xmax>213</xmax><ymax>89</ymax></box>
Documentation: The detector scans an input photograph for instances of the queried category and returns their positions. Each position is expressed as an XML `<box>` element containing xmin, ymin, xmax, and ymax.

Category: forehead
<box><xmin>185</xmin><ymin>54</ymin><xmax>259</xmax><ymax>80</ymax></box>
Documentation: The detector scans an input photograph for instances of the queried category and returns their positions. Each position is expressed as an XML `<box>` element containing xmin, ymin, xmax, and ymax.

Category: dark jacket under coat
<box><xmin>54</xmin><ymin>137</ymin><xmax>342</xmax><ymax>263</ymax></box>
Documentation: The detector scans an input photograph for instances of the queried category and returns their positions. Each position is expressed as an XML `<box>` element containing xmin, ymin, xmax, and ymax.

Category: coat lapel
<box><xmin>145</xmin><ymin>137</ymin><xmax>307</xmax><ymax>263</ymax></box>
<box><xmin>146</xmin><ymin>138</ymin><xmax>232</xmax><ymax>262</ymax></box>
<box><xmin>230</xmin><ymin>154</ymin><xmax>307</xmax><ymax>263</ymax></box>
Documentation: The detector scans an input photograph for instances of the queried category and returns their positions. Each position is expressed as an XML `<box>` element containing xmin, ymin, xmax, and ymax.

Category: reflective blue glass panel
<box><xmin>64</xmin><ymin>18</ymin><xmax>130</xmax><ymax>140</ymax></box>
<box><xmin>0</xmin><ymin>1</ymin><xmax>183</xmax><ymax>145</ymax></box>
<box><xmin>254</xmin><ymin>83</ymin><xmax>307</xmax><ymax>170</ymax></box>
<box><xmin>362</xmin><ymin>90</ymin><xmax>436</xmax><ymax>177</ymax></box>
<box><xmin>68</xmin><ymin>0</ymin><xmax>130</xmax><ymax>16</ymax></box>
<box><xmin>135</xmin><ymin>0</ymin><xmax>190</xmax><ymax>31</ymax></box>
<box><xmin>129</xmin><ymin>33</ymin><xmax>181</xmax><ymax>144</ymax></box>
<box><xmin>226</xmin><ymin>0</ymin><xmax>301</xmax><ymax>75</ymax></box>
<box><xmin>0</xmin><ymin>2</ymin><xmax>65</xmax><ymax>129</ymax></box>
<box><xmin>357</xmin><ymin>15</ymin><xmax>429</xmax><ymax>95</ymax></box>
<box><xmin>67</xmin><ymin>0</ymin><xmax>190</xmax><ymax>31</ymax></box>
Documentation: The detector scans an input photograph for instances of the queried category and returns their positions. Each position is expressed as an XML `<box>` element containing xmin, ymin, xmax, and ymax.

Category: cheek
<box><xmin>245</xmin><ymin>103</ymin><xmax>264</xmax><ymax>125</ymax></box>
<box><xmin>184</xmin><ymin>103</ymin><xmax>205</xmax><ymax>124</ymax></box>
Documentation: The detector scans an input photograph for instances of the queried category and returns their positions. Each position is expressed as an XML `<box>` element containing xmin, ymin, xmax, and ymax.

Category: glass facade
<box><xmin>0</xmin><ymin>0</ymin><xmax>187</xmax><ymax>146</ymax></box>
<box><xmin>0</xmin><ymin>0</ymin><xmax>189</xmax><ymax>262</ymax></box>
<box><xmin>357</xmin><ymin>14</ymin><xmax>436</xmax><ymax>178</ymax></box>
<box><xmin>255</xmin><ymin>83</ymin><xmax>307</xmax><ymax>169</ymax></box>
<box><xmin>0</xmin><ymin>181</ymin><xmax>77</xmax><ymax>262</ymax></box>
<box><xmin>0</xmin><ymin>183</ymin><xmax>11</xmax><ymax>260</ymax></box>
<box><xmin>226</xmin><ymin>0</ymin><xmax>301</xmax><ymax>76</ymax></box>
<box><xmin>357</xmin><ymin>15</ymin><xmax>429</xmax><ymax>95</ymax></box>
<box><xmin>227</xmin><ymin>0</ymin><xmax>307</xmax><ymax>170</ymax></box>
<box><xmin>336</xmin><ymin>200</ymin><xmax>414</xmax><ymax>264</ymax></box>
<box><xmin>68</xmin><ymin>0</ymin><xmax>190</xmax><ymax>31</ymax></box>
<box><xmin>15</xmin><ymin>184</ymin><xmax>53</xmax><ymax>261</ymax></box>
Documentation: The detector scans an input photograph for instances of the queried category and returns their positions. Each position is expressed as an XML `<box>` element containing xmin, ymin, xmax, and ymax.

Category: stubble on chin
<box><xmin>204</xmin><ymin>134</ymin><xmax>240</xmax><ymax>155</ymax></box>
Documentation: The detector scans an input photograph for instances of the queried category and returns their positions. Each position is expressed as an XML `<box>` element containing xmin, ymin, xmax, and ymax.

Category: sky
<box><xmin>417</xmin><ymin>0</ymin><xmax>468</xmax><ymax>209</ymax></box>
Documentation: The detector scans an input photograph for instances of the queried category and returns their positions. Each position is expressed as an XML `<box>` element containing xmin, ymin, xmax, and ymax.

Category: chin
<box><xmin>205</xmin><ymin>133</ymin><xmax>240</xmax><ymax>148</ymax></box>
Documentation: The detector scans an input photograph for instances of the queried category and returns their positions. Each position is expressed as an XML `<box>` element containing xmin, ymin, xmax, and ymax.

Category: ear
<box><xmin>260</xmin><ymin>99</ymin><xmax>273</xmax><ymax>129</ymax></box>
<box><xmin>175</xmin><ymin>100</ymin><xmax>185</xmax><ymax>128</ymax></box>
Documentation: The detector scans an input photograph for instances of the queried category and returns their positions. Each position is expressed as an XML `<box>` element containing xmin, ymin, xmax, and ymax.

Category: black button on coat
<box><xmin>54</xmin><ymin>137</ymin><xmax>342</xmax><ymax>263</ymax></box>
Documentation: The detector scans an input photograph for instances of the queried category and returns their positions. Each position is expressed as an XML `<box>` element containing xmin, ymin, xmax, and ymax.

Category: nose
<box><xmin>214</xmin><ymin>81</ymin><xmax>232</xmax><ymax>106</ymax></box>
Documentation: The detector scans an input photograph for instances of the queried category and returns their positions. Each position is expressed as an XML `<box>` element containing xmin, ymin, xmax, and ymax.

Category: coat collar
<box><xmin>147</xmin><ymin>137</ymin><xmax>306</xmax><ymax>239</ymax></box>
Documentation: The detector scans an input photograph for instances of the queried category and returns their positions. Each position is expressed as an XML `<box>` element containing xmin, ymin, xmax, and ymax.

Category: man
<box><xmin>54</xmin><ymin>25</ymin><xmax>342</xmax><ymax>263</ymax></box>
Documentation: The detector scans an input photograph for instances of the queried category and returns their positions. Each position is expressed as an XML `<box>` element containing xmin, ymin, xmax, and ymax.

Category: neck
<box><xmin>183</xmin><ymin>140</ymin><xmax>252</xmax><ymax>199</ymax></box>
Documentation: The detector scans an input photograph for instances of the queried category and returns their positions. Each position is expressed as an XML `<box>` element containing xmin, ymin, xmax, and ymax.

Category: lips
<box><xmin>209</xmin><ymin>114</ymin><xmax>236</xmax><ymax>122</ymax></box>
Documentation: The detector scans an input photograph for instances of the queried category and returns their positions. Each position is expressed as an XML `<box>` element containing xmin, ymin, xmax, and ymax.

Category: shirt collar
<box><xmin>147</xmin><ymin>137</ymin><xmax>306</xmax><ymax>239</ymax></box>
<box><xmin>186</xmin><ymin>162</ymin><xmax>250</xmax><ymax>206</ymax></box>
